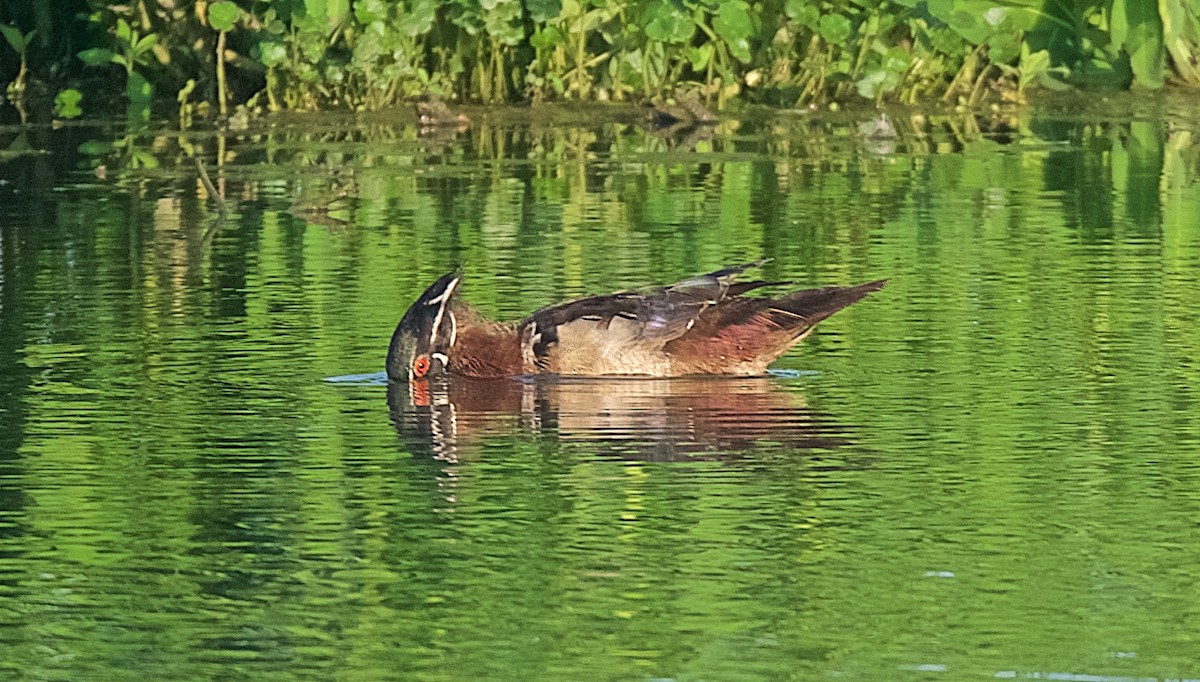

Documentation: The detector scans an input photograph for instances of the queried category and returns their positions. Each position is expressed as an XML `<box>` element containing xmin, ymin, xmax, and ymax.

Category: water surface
<box><xmin>2</xmin><ymin>99</ymin><xmax>1200</xmax><ymax>680</ymax></box>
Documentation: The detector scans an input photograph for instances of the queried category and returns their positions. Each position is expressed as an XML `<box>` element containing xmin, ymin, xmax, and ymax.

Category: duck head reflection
<box><xmin>388</xmin><ymin>376</ymin><xmax>852</xmax><ymax>463</ymax></box>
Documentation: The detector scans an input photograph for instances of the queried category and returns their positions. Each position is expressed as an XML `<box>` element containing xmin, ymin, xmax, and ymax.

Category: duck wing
<box><xmin>519</xmin><ymin>262</ymin><xmax>786</xmax><ymax>373</ymax></box>
<box><xmin>663</xmin><ymin>279</ymin><xmax>888</xmax><ymax>374</ymax></box>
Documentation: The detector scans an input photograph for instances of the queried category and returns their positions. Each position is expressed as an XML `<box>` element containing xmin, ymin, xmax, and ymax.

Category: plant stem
<box><xmin>968</xmin><ymin>63</ymin><xmax>994</xmax><ymax>105</ymax></box>
<box><xmin>216</xmin><ymin>29</ymin><xmax>228</xmax><ymax>116</ymax></box>
<box><xmin>575</xmin><ymin>16</ymin><xmax>587</xmax><ymax>99</ymax></box>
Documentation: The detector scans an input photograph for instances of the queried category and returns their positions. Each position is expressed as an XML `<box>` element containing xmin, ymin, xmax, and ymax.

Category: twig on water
<box><xmin>194</xmin><ymin>157</ymin><xmax>227</xmax><ymax>217</ymax></box>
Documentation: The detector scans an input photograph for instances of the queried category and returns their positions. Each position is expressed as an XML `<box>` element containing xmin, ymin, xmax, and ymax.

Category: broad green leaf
<box><xmin>928</xmin><ymin>25</ymin><xmax>965</xmax><ymax>56</ymax></box>
<box><xmin>643</xmin><ymin>2</ymin><xmax>694</xmax><ymax>44</ymax></box>
<box><xmin>856</xmin><ymin>68</ymin><xmax>888</xmax><ymax>98</ymax></box>
<box><xmin>945</xmin><ymin>10</ymin><xmax>986</xmax><ymax>43</ymax></box>
<box><xmin>784</xmin><ymin>0</ymin><xmax>818</xmax><ymax>29</ymax></box>
<box><xmin>293</xmin><ymin>16</ymin><xmax>328</xmax><ymax>60</ymax></box>
<box><xmin>352</xmin><ymin>27</ymin><xmax>385</xmax><ymax>63</ymax></box>
<box><xmin>304</xmin><ymin>0</ymin><xmax>327</xmax><ymax>21</ymax></box>
<box><xmin>526</xmin><ymin>0</ymin><xmax>562</xmax><ymax>23</ymax></box>
<box><xmin>713</xmin><ymin>1</ymin><xmax>753</xmax><ymax>42</ymax></box>
<box><xmin>0</xmin><ymin>24</ymin><xmax>30</xmax><ymax>53</ymax></box>
<box><xmin>688</xmin><ymin>43</ymin><xmax>714</xmax><ymax>70</ymax></box>
<box><xmin>133</xmin><ymin>33</ymin><xmax>158</xmax><ymax>57</ymax></box>
<box><xmin>258</xmin><ymin>41</ymin><xmax>287</xmax><ymax>68</ymax></box>
<box><xmin>1020</xmin><ymin>44</ymin><xmax>1050</xmax><ymax>75</ymax></box>
<box><xmin>727</xmin><ymin>37</ymin><xmax>752</xmax><ymax>63</ymax></box>
<box><xmin>116</xmin><ymin>18</ymin><xmax>133</xmax><ymax>44</ymax></box>
<box><xmin>303</xmin><ymin>0</ymin><xmax>349</xmax><ymax>30</ymax></box>
<box><xmin>1112</xmin><ymin>0</ymin><xmax>1165</xmax><ymax>88</ymax></box>
<box><xmin>883</xmin><ymin>46</ymin><xmax>911</xmax><ymax>72</ymax></box>
<box><xmin>530</xmin><ymin>25</ymin><xmax>566</xmax><ymax>50</ymax></box>
<box><xmin>483</xmin><ymin>0</ymin><xmax>523</xmax><ymax>45</ymax></box>
<box><xmin>131</xmin><ymin>149</ymin><xmax>159</xmax><ymax>168</ymax></box>
<box><xmin>988</xmin><ymin>31</ymin><xmax>1020</xmax><ymax>64</ymax></box>
<box><xmin>209</xmin><ymin>1</ymin><xmax>241</xmax><ymax>32</ymax></box>
<box><xmin>987</xmin><ymin>0</ymin><xmax>1040</xmax><ymax>32</ymax></box>
<box><xmin>54</xmin><ymin>88</ymin><xmax>83</xmax><ymax>118</ymax></box>
<box><xmin>78</xmin><ymin>47</ymin><xmax>118</xmax><ymax>66</ymax></box>
<box><xmin>327</xmin><ymin>0</ymin><xmax>350</xmax><ymax>26</ymax></box>
<box><xmin>396</xmin><ymin>0</ymin><xmax>436</xmax><ymax>37</ymax></box>
<box><xmin>1036</xmin><ymin>70</ymin><xmax>1072</xmax><ymax>90</ymax></box>
<box><xmin>126</xmin><ymin>70</ymin><xmax>153</xmax><ymax>103</ymax></box>
<box><xmin>354</xmin><ymin>0</ymin><xmax>388</xmax><ymax>25</ymax></box>
<box><xmin>818</xmin><ymin>13</ymin><xmax>851</xmax><ymax>44</ymax></box>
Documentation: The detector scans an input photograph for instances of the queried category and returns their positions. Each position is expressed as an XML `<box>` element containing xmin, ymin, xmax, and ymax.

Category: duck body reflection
<box><xmin>388</xmin><ymin>375</ymin><xmax>851</xmax><ymax>463</ymax></box>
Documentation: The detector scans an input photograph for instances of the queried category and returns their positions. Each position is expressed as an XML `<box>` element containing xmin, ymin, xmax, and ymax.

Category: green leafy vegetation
<box><xmin>53</xmin><ymin>88</ymin><xmax>83</xmax><ymax>118</ymax></box>
<box><xmin>1</xmin><ymin>23</ymin><xmax>36</xmax><ymax>118</ymax></box>
<box><xmin>77</xmin><ymin>17</ymin><xmax>160</xmax><ymax>120</ymax></box>
<box><xmin>2</xmin><ymin>0</ymin><xmax>1200</xmax><ymax>119</ymax></box>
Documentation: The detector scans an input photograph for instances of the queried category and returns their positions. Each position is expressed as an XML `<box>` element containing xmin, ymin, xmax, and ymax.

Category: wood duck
<box><xmin>386</xmin><ymin>262</ymin><xmax>885</xmax><ymax>381</ymax></box>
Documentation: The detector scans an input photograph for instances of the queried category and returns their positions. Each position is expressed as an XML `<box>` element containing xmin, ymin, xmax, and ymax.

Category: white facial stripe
<box><xmin>427</xmin><ymin>276</ymin><xmax>460</xmax><ymax>348</ymax></box>
<box><xmin>426</xmin><ymin>276</ymin><xmax>461</xmax><ymax>306</ymax></box>
<box><xmin>431</xmin><ymin>352</ymin><xmax>449</xmax><ymax>365</ymax></box>
<box><xmin>448</xmin><ymin>311</ymin><xmax>458</xmax><ymax>348</ymax></box>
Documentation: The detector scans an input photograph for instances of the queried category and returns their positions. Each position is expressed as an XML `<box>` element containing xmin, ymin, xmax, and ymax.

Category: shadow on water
<box><xmin>387</xmin><ymin>375</ymin><xmax>854</xmax><ymax>463</ymax></box>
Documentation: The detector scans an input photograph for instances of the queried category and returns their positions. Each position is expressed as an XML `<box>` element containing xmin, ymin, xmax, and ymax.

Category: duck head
<box><xmin>386</xmin><ymin>271</ymin><xmax>461</xmax><ymax>382</ymax></box>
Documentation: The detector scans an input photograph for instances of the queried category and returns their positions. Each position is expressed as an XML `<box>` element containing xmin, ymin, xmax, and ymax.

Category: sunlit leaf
<box><xmin>304</xmin><ymin>0</ymin><xmax>327</xmax><ymax>21</ymax></box>
<box><xmin>133</xmin><ymin>33</ymin><xmax>158</xmax><ymax>57</ymax></box>
<box><xmin>1036</xmin><ymin>70</ymin><xmax>1072</xmax><ymax>90</ymax></box>
<box><xmin>856</xmin><ymin>68</ymin><xmax>888</xmax><ymax>98</ymax></box>
<box><xmin>1019</xmin><ymin>44</ymin><xmax>1046</xmax><ymax>70</ymax></box>
<box><xmin>643</xmin><ymin>2</ymin><xmax>694</xmax><ymax>44</ymax></box>
<box><xmin>327</xmin><ymin>0</ymin><xmax>350</xmax><ymax>26</ymax></box>
<box><xmin>54</xmin><ymin>88</ymin><xmax>83</xmax><ymax>118</ymax></box>
<box><xmin>396</xmin><ymin>0</ymin><xmax>436</xmax><ymax>37</ymax></box>
<box><xmin>530</xmin><ymin>26</ymin><xmax>566</xmax><ymax>50</ymax></box>
<box><xmin>713</xmin><ymin>1</ymin><xmax>753</xmax><ymax>42</ymax></box>
<box><xmin>354</xmin><ymin>0</ymin><xmax>388</xmax><ymax>25</ymax></box>
<box><xmin>209</xmin><ymin>1</ymin><xmax>241</xmax><ymax>32</ymax></box>
<box><xmin>928</xmin><ymin>26</ymin><xmax>965</xmax><ymax>56</ymax></box>
<box><xmin>784</xmin><ymin>0</ymin><xmax>818</xmax><ymax>29</ymax></box>
<box><xmin>483</xmin><ymin>0</ymin><xmax>523</xmax><ymax>45</ymax></box>
<box><xmin>131</xmin><ymin>149</ymin><xmax>159</xmax><ymax>169</ymax></box>
<box><xmin>988</xmin><ymin>31</ymin><xmax>1020</xmax><ymax>64</ymax></box>
<box><xmin>116</xmin><ymin>18</ymin><xmax>132</xmax><ymax>44</ymax></box>
<box><xmin>818</xmin><ymin>13</ymin><xmax>851</xmax><ymax>44</ymax></box>
<box><xmin>258</xmin><ymin>41</ymin><xmax>287</xmax><ymax>67</ymax></box>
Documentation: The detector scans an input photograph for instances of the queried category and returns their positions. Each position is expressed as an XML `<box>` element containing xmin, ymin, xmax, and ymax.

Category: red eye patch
<box><xmin>412</xmin><ymin>354</ymin><xmax>431</xmax><ymax>378</ymax></box>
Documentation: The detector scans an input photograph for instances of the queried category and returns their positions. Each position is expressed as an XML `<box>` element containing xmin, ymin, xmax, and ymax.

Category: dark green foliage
<box><xmin>2</xmin><ymin>0</ymin><xmax>1200</xmax><ymax>117</ymax></box>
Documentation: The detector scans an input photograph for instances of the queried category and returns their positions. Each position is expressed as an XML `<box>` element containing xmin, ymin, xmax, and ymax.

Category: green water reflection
<box><xmin>2</xmin><ymin>101</ymin><xmax>1200</xmax><ymax>680</ymax></box>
